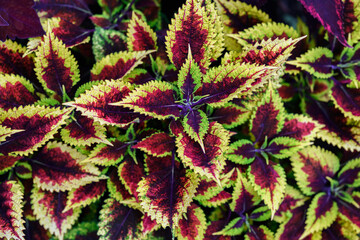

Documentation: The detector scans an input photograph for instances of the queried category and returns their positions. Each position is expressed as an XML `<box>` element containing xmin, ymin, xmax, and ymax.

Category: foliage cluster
<box><xmin>1</xmin><ymin>0</ymin><xmax>360</xmax><ymax>239</ymax></box>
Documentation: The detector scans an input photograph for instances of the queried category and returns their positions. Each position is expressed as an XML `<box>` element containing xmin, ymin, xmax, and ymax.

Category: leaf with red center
<box><xmin>215</xmin><ymin>0</ymin><xmax>271</xmax><ymax>50</ymax></box>
<box><xmin>183</xmin><ymin>109</ymin><xmax>209</xmax><ymax>149</ymax></box>
<box><xmin>204</xmin><ymin>220</ymin><xmax>231</xmax><ymax>240</ymax></box>
<box><xmin>141</xmin><ymin>213</ymin><xmax>160</xmax><ymax>237</ymax></box>
<box><xmin>48</xmin><ymin>18</ymin><xmax>92</xmax><ymax>47</ymax></box>
<box><xmin>34</xmin><ymin>0</ymin><xmax>92</xmax><ymax>25</ymax></box>
<box><xmin>32</xmin><ymin>141</ymin><xmax>103</xmax><ymax>192</ymax></box>
<box><xmin>196</xmin><ymin>63</ymin><xmax>269</xmax><ymax>107</ymax></box>
<box><xmin>66</xmin><ymin>80</ymin><xmax>141</xmax><ymax>127</ymax></box>
<box><xmin>214</xmin><ymin>217</ymin><xmax>246</xmax><ymax>236</ymax></box>
<box><xmin>133</xmin><ymin>132</ymin><xmax>175</xmax><ymax>157</ymax></box>
<box><xmin>137</xmin><ymin>162</ymin><xmax>199</xmax><ymax>228</ymax></box>
<box><xmin>114</xmin><ymin>80</ymin><xmax>180</xmax><ymax>120</ymax></box>
<box><xmin>212</xmin><ymin>102</ymin><xmax>252</xmax><ymax>129</ymax></box>
<box><xmin>338</xmin><ymin>191</ymin><xmax>360</xmax><ymax>231</ymax></box>
<box><xmin>250</xmin><ymin>83</ymin><xmax>285</xmax><ymax>142</ymax></box>
<box><xmin>305</xmin><ymin>99</ymin><xmax>360</xmax><ymax>151</ymax></box>
<box><xmin>266</xmin><ymin>137</ymin><xmax>307</xmax><ymax>159</ymax></box>
<box><xmin>123</xmin><ymin>68</ymin><xmax>155</xmax><ymax>85</ymax></box>
<box><xmin>64</xmin><ymin>179</ymin><xmax>107</xmax><ymax>211</ymax></box>
<box><xmin>0</xmin><ymin>0</ymin><xmax>45</xmax><ymax>41</ymax></box>
<box><xmin>165</xmin><ymin>0</ymin><xmax>224</xmax><ymax>72</ymax></box>
<box><xmin>320</xmin><ymin>217</ymin><xmax>359</xmax><ymax>240</ymax></box>
<box><xmin>290</xmin><ymin>146</ymin><xmax>340</xmax><ymax>196</ymax></box>
<box><xmin>288</xmin><ymin>47</ymin><xmax>334</xmax><ymax>78</ymax></box>
<box><xmin>0</xmin><ymin>40</ymin><xmax>37</xmax><ymax>81</ymax></box>
<box><xmin>34</xmin><ymin>30</ymin><xmax>80</xmax><ymax>97</ymax></box>
<box><xmin>174</xmin><ymin>203</ymin><xmax>206</xmax><ymax>240</ymax></box>
<box><xmin>279</xmin><ymin>114</ymin><xmax>321</xmax><ymax>142</ymax></box>
<box><xmin>127</xmin><ymin>13</ymin><xmax>157</xmax><ymax>51</ymax></box>
<box><xmin>0</xmin><ymin>74</ymin><xmax>37</xmax><ymax>111</ymax></box>
<box><xmin>107</xmin><ymin>168</ymin><xmax>134</xmax><ymax>203</ymax></box>
<box><xmin>229</xmin><ymin>22</ymin><xmax>300</xmax><ymax>47</ymax></box>
<box><xmin>143</xmin><ymin>155</ymin><xmax>174</xmax><ymax>174</ymax></box>
<box><xmin>301</xmin><ymin>192</ymin><xmax>338</xmax><ymax>239</ymax></box>
<box><xmin>0</xmin><ymin>181</ymin><xmax>25</xmax><ymax>240</ymax></box>
<box><xmin>98</xmin><ymin>198</ymin><xmax>142</xmax><ymax>240</ymax></box>
<box><xmin>245</xmin><ymin>225</ymin><xmax>274</xmax><ymax>240</ymax></box>
<box><xmin>331</xmin><ymin>81</ymin><xmax>360</xmax><ymax>121</ymax></box>
<box><xmin>0</xmin><ymin>105</ymin><xmax>71</xmax><ymax>156</ymax></box>
<box><xmin>248</xmin><ymin>157</ymin><xmax>286</xmax><ymax>218</ymax></box>
<box><xmin>15</xmin><ymin>161</ymin><xmax>32</xmax><ymax>179</ymax></box>
<box><xmin>31</xmin><ymin>187</ymin><xmax>81</xmax><ymax>240</ymax></box>
<box><xmin>274</xmin><ymin>185</ymin><xmax>306</xmax><ymax>222</ymax></box>
<box><xmin>197</xmin><ymin>190</ymin><xmax>232</xmax><ymax>208</ymax></box>
<box><xmin>194</xmin><ymin>175</ymin><xmax>224</xmax><ymax>201</ymax></box>
<box><xmin>90</xmin><ymin>50</ymin><xmax>152</xmax><ymax>81</ymax></box>
<box><xmin>227</xmin><ymin>139</ymin><xmax>256</xmax><ymax>165</ymax></box>
<box><xmin>0</xmin><ymin>155</ymin><xmax>21</xmax><ymax>174</ymax></box>
<box><xmin>176</xmin><ymin>122</ymin><xmax>229</xmax><ymax>184</ymax></box>
<box><xmin>92</xmin><ymin>27</ymin><xmax>127</xmax><ymax>62</ymax></box>
<box><xmin>118</xmin><ymin>156</ymin><xmax>144</xmax><ymax>201</ymax></box>
<box><xmin>298</xmin><ymin>0</ymin><xmax>350</xmax><ymax>47</ymax></box>
<box><xmin>338</xmin><ymin>158</ymin><xmax>360</xmax><ymax>187</ymax></box>
<box><xmin>61</xmin><ymin>112</ymin><xmax>110</xmax><ymax>147</ymax></box>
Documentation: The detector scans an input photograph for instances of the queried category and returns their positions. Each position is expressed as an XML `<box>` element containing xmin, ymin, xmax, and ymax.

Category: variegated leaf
<box><xmin>227</xmin><ymin>139</ymin><xmax>256</xmax><ymax>165</ymax></box>
<box><xmin>175</xmin><ymin>203</ymin><xmax>207</xmax><ymax>240</ymax></box>
<box><xmin>245</xmin><ymin>225</ymin><xmax>274</xmax><ymax>240</ymax></box>
<box><xmin>275</xmin><ymin>205</ymin><xmax>309</xmax><ymax>240</ymax></box>
<box><xmin>331</xmin><ymin>81</ymin><xmax>360</xmax><ymax>121</ymax></box>
<box><xmin>107</xmin><ymin>168</ymin><xmax>134</xmax><ymax>203</ymax></box>
<box><xmin>133</xmin><ymin>132</ymin><xmax>175</xmax><ymax>157</ymax></box>
<box><xmin>337</xmin><ymin>191</ymin><xmax>360</xmax><ymax>231</ymax></box>
<box><xmin>274</xmin><ymin>185</ymin><xmax>305</xmax><ymax>222</ymax></box>
<box><xmin>211</xmin><ymin>102</ymin><xmax>252</xmax><ymax>129</ymax></box>
<box><xmin>127</xmin><ymin>13</ymin><xmax>157</xmax><ymax>51</ymax></box>
<box><xmin>194</xmin><ymin>175</ymin><xmax>224</xmax><ymax>201</ymax></box>
<box><xmin>338</xmin><ymin>157</ymin><xmax>360</xmax><ymax>187</ymax></box>
<box><xmin>0</xmin><ymin>155</ymin><xmax>21</xmax><ymax>174</ymax></box>
<box><xmin>118</xmin><ymin>156</ymin><xmax>144</xmax><ymax>201</ymax></box>
<box><xmin>182</xmin><ymin>109</ymin><xmax>209</xmax><ymax>148</ymax></box>
<box><xmin>197</xmin><ymin>190</ymin><xmax>232</xmax><ymax>208</ymax></box>
<box><xmin>0</xmin><ymin>105</ymin><xmax>71</xmax><ymax>156</ymax></box>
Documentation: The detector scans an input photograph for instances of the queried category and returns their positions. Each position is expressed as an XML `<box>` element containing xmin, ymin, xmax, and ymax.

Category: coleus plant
<box><xmin>1</xmin><ymin>0</ymin><xmax>360</xmax><ymax>240</ymax></box>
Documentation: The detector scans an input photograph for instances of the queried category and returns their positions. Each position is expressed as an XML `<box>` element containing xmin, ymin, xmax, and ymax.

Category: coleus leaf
<box><xmin>204</xmin><ymin>220</ymin><xmax>231</xmax><ymax>240</ymax></box>
<box><xmin>34</xmin><ymin>0</ymin><xmax>92</xmax><ymax>25</ymax></box>
<box><xmin>34</xmin><ymin>29</ymin><xmax>80</xmax><ymax>98</ymax></box>
<box><xmin>31</xmin><ymin>187</ymin><xmax>81</xmax><ymax>240</ymax></box>
<box><xmin>274</xmin><ymin>185</ymin><xmax>305</xmax><ymax>222</ymax></box>
<box><xmin>64</xmin><ymin>179</ymin><xmax>107</xmax><ymax>211</ymax></box>
<box><xmin>141</xmin><ymin>213</ymin><xmax>161</xmax><ymax>238</ymax></box>
<box><xmin>337</xmin><ymin>191</ymin><xmax>360</xmax><ymax>231</ymax></box>
<box><xmin>61</xmin><ymin>112</ymin><xmax>110</xmax><ymax>146</ymax></box>
<box><xmin>114</xmin><ymin>80</ymin><xmax>180</xmax><ymax>120</ymax></box>
<box><xmin>0</xmin><ymin>155</ymin><xmax>21</xmax><ymax>174</ymax></box>
<box><xmin>214</xmin><ymin>217</ymin><xmax>245</xmax><ymax>236</ymax></box>
<box><xmin>279</xmin><ymin>114</ymin><xmax>321</xmax><ymax>142</ymax></box>
<box><xmin>98</xmin><ymin>198</ymin><xmax>142</xmax><ymax>240</ymax></box>
<box><xmin>227</xmin><ymin>139</ymin><xmax>256</xmax><ymax>165</ymax></box>
<box><xmin>301</xmin><ymin>192</ymin><xmax>339</xmax><ymax>239</ymax></box>
<box><xmin>318</xmin><ymin>217</ymin><xmax>360</xmax><ymax>240</ymax></box>
<box><xmin>118</xmin><ymin>156</ymin><xmax>144</xmax><ymax>201</ymax></box>
<box><xmin>248</xmin><ymin>157</ymin><xmax>286</xmax><ymax>218</ymax></box>
<box><xmin>331</xmin><ymin>80</ymin><xmax>360</xmax><ymax>121</ymax></box>
<box><xmin>288</xmin><ymin>47</ymin><xmax>334</xmax><ymax>78</ymax></box>
<box><xmin>0</xmin><ymin>74</ymin><xmax>38</xmax><ymax>110</ymax></box>
<box><xmin>339</xmin><ymin>41</ymin><xmax>360</xmax><ymax>87</ymax></box>
<box><xmin>338</xmin><ymin>157</ymin><xmax>360</xmax><ymax>187</ymax></box>
<box><xmin>90</xmin><ymin>50</ymin><xmax>153</xmax><ymax>81</ymax></box>
<box><xmin>137</xmin><ymin>157</ymin><xmax>199</xmax><ymax>228</ymax></box>
<box><xmin>298</xmin><ymin>0</ymin><xmax>350</xmax><ymax>47</ymax></box>
<box><xmin>107</xmin><ymin>168</ymin><xmax>134</xmax><ymax>203</ymax></box>
<box><xmin>65</xmin><ymin>80</ymin><xmax>141</xmax><ymax>127</ymax></box>
<box><xmin>182</xmin><ymin>109</ymin><xmax>209</xmax><ymax>149</ymax></box>
<box><xmin>176</xmin><ymin>122</ymin><xmax>230</xmax><ymax>184</ymax></box>
<box><xmin>275</xmin><ymin>205</ymin><xmax>309</xmax><ymax>240</ymax></box>
<box><xmin>197</xmin><ymin>190</ymin><xmax>232</xmax><ymax>208</ymax></box>
<box><xmin>175</xmin><ymin>203</ymin><xmax>207</xmax><ymax>240</ymax></box>
<box><xmin>290</xmin><ymin>146</ymin><xmax>340</xmax><ymax>196</ymax></box>
<box><xmin>165</xmin><ymin>0</ymin><xmax>224</xmax><ymax>72</ymax></box>
<box><xmin>0</xmin><ymin>40</ymin><xmax>37</xmax><ymax>81</ymax></box>
<box><xmin>64</xmin><ymin>221</ymin><xmax>98</xmax><ymax>240</ymax></box>
<box><xmin>0</xmin><ymin>0</ymin><xmax>45</xmax><ymax>41</ymax></box>
<box><xmin>133</xmin><ymin>132</ymin><xmax>175</xmax><ymax>157</ymax></box>
<box><xmin>32</xmin><ymin>141</ymin><xmax>104</xmax><ymax>192</ymax></box>
<box><xmin>245</xmin><ymin>225</ymin><xmax>274</xmax><ymax>240</ymax></box>
<box><xmin>0</xmin><ymin>180</ymin><xmax>25</xmax><ymax>240</ymax></box>
<box><xmin>229</xmin><ymin>22</ymin><xmax>300</xmax><ymax>47</ymax></box>
<box><xmin>211</xmin><ymin>102</ymin><xmax>252</xmax><ymax>129</ymax></box>
<box><xmin>0</xmin><ymin>105</ymin><xmax>71</xmax><ymax>156</ymax></box>
<box><xmin>127</xmin><ymin>13</ymin><xmax>157</xmax><ymax>51</ymax></box>
<box><xmin>194</xmin><ymin>175</ymin><xmax>224</xmax><ymax>201</ymax></box>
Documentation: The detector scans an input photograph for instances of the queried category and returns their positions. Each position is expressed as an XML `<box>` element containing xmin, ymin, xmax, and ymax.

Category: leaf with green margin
<box><xmin>301</xmin><ymin>192</ymin><xmax>338</xmax><ymax>239</ymax></box>
<box><xmin>0</xmin><ymin>105</ymin><xmax>71</xmax><ymax>156</ymax></box>
<box><xmin>249</xmin><ymin>82</ymin><xmax>285</xmax><ymax>143</ymax></box>
<box><xmin>245</xmin><ymin>225</ymin><xmax>274</xmax><ymax>240</ymax></box>
<box><xmin>290</xmin><ymin>146</ymin><xmax>340</xmax><ymax>196</ymax></box>
<box><xmin>31</xmin><ymin>187</ymin><xmax>81</xmax><ymax>240</ymax></box>
<box><xmin>227</xmin><ymin>139</ymin><xmax>256</xmax><ymax>165</ymax></box>
<box><xmin>175</xmin><ymin>203</ymin><xmax>207</xmax><ymax>240</ymax></box>
<box><xmin>182</xmin><ymin>109</ymin><xmax>209</xmax><ymax>149</ymax></box>
<box><xmin>287</xmin><ymin>47</ymin><xmax>334</xmax><ymax>78</ymax></box>
<box><xmin>140</xmin><ymin>213</ymin><xmax>161</xmax><ymax>238</ymax></box>
<box><xmin>0</xmin><ymin>125</ymin><xmax>24</xmax><ymax>143</ymax></box>
<box><xmin>127</xmin><ymin>13</ymin><xmax>157</xmax><ymax>51</ymax></box>
<box><xmin>15</xmin><ymin>161</ymin><xmax>32</xmax><ymax>179</ymax></box>
<box><xmin>229</xmin><ymin>22</ymin><xmax>300</xmax><ymax>47</ymax></box>
<box><xmin>133</xmin><ymin>132</ymin><xmax>175</xmax><ymax>157</ymax></box>
<box><xmin>107</xmin><ymin>168</ymin><xmax>134</xmax><ymax>203</ymax></box>
<box><xmin>194</xmin><ymin>175</ymin><xmax>225</xmax><ymax>202</ymax></box>
<box><xmin>114</xmin><ymin>80</ymin><xmax>180</xmax><ymax>120</ymax></box>
<box><xmin>215</xmin><ymin>0</ymin><xmax>271</xmax><ymax>50</ymax></box>
<box><xmin>338</xmin><ymin>157</ymin><xmax>360</xmax><ymax>187</ymax></box>
<box><xmin>31</xmin><ymin>141</ymin><xmax>104</xmax><ymax>192</ymax></box>
<box><xmin>64</xmin><ymin>179</ymin><xmax>107</xmax><ymax>212</ymax></box>
<box><xmin>266</xmin><ymin>137</ymin><xmax>305</xmax><ymax>159</ymax></box>
<box><xmin>204</xmin><ymin>220</ymin><xmax>231</xmax><ymax>240</ymax></box>
<box><xmin>34</xmin><ymin>29</ymin><xmax>80</xmax><ymax>98</ymax></box>
<box><xmin>214</xmin><ymin>217</ymin><xmax>245</xmax><ymax>236</ymax></box>
<box><xmin>247</xmin><ymin>157</ymin><xmax>286</xmax><ymax>218</ymax></box>
<box><xmin>197</xmin><ymin>190</ymin><xmax>232</xmax><ymax>208</ymax></box>
<box><xmin>165</xmin><ymin>0</ymin><xmax>224</xmax><ymax>72</ymax></box>
<box><xmin>176</xmin><ymin>122</ymin><xmax>230</xmax><ymax>184</ymax></box>
<box><xmin>251</xmin><ymin>206</ymin><xmax>271</xmax><ymax>222</ymax></box>
<box><xmin>65</xmin><ymin>80</ymin><xmax>141</xmax><ymax>127</ymax></box>
<box><xmin>92</xmin><ymin>27</ymin><xmax>127</xmax><ymax>61</ymax></box>
<box><xmin>98</xmin><ymin>198</ymin><xmax>142</xmax><ymax>240</ymax></box>
<box><xmin>0</xmin><ymin>180</ymin><xmax>25</xmax><ymax>240</ymax></box>
<box><xmin>211</xmin><ymin>102</ymin><xmax>252</xmax><ymax>129</ymax></box>
<box><xmin>0</xmin><ymin>155</ymin><xmax>21</xmax><ymax>174</ymax></box>
<box><xmin>90</xmin><ymin>50</ymin><xmax>154</xmax><ymax>81</ymax></box>
<box><xmin>118</xmin><ymin>156</ymin><xmax>144</xmax><ymax>201</ymax></box>
<box><xmin>137</xmin><ymin>162</ymin><xmax>199</xmax><ymax>228</ymax></box>
<box><xmin>317</xmin><ymin>217</ymin><xmax>360</xmax><ymax>240</ymax></box>
<box><xmin>0</xmin><ymin>74</ymin><xmax>38</xmax><ymax>111</ymax></box>
<box><xmin>337</xmin><ymin>191</ymin><xmax>360</xmax><ymax>232</ymax></box>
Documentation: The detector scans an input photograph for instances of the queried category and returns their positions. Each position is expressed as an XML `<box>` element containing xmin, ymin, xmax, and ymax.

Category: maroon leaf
<box><xmin>337</xmin><ymin>192</ymin><xmax>360</xmax><ymax>229</ymax></box>
<box><xmin>204</xmin><ymin>220</ymin><xmax>231</xmax><ymax>240</ymax></box>
<box><xmin>331</xmin><ymin>81</ymin><xmax>360</xmax><ymax>120</ymax></box>
<box><xmin>107</xmin><ymin>168</ymin><xmax>133</xmax><ymax>202</ymax></box>
<box><xmin>0</xmin><ymin>155</ymin><xmax>21</xmax><ymax>174</ymax></box>
<box><xmin>211</xmin><ymin>102</ymin><xmax>251</xmax><ymax>129</ymax></box>
<box><xmin>298</xmin><ymin>0</ymin><xmax>350</xmax><ymax>47</ymax></box>
<box><xmin>85</xmin><ymin>139</ymin><xmax>128</xmax><ymax>166</ymax></box>
<box><xmin>133</xmin><ymin>132</ymin><xmax>175</xmax><ymax>157</ymax></box>
<box><xmin>118</xmin><ymin>157</ymin><xmax>144</xmax><ymax>201</ymax></box>
<box><xmin>143</xmin><ymin>155</ymin><xmax>173</xmax><ymax>174</ymax></box>
<box><xmin>176</xmin><ymin>203</ymin><xmax>206</xmax><ymax>240</ymax></box>
<box><xmin>0</xmin><ymin>0</ymin><xmax>45</xmax><ymax>41</ymax></box>
<box><xmin>276</xmin><ymin>205</ymin><xmax>308</xmax><ymax>240</ymax></box>
<box><xmin>279</xmin><ymin>115</ymin><xmax>318</xmax><ymax>141</ymax></box>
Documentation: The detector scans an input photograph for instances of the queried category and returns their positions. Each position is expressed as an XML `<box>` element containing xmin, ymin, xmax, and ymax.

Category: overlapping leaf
<box><xmin>127</xmin><ymin>13</ymin><xmax>157</xmax><ymax>51</ymax></box>
<box><xmin>175</xmin><ymin>203</ymin><xmax>206</xmax><ymax>240</ymax></box>
<box><xmin>118</xmin><ymin>156</ymin><xmax>144</xmax><ymax>200</ymax></box>
<box><xmin>133</xmin><ymin>132</ymin><xmax>175</xmax><ymax>157</ymax></box>
<box><xmin>0</xmin><ymin>155</ymin><xmax>21</xmax><ymax>174</ymax></box>
<box><xmin>331</xmin><ymin>80</ymin><xmax>360</xmax><ymax>121</ymax></box>
<box><xmin>211</xmin><ymin>102</ymin><xmax>252</xmax><ymax>129</ymax></box>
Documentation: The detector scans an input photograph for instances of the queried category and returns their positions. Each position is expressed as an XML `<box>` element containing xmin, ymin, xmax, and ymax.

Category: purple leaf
<box><xmin>0</xmin><ymin>0</ymin><xmax>45</xmax><ymax>41</ymax></box>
